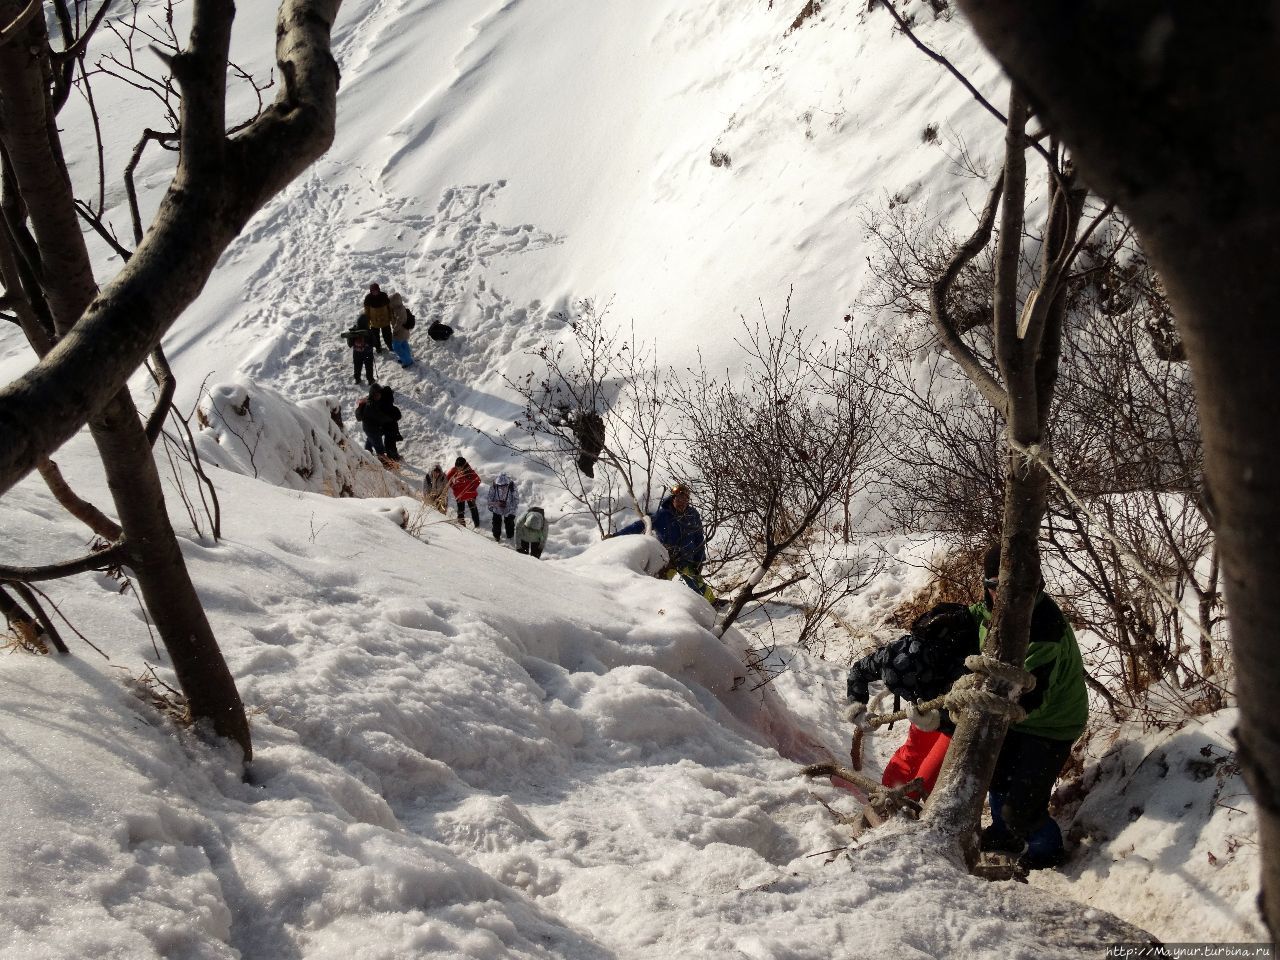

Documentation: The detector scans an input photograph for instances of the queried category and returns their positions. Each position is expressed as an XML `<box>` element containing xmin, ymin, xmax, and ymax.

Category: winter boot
<box><xmin>978</xmin><ymin>824</ymin><xmax>1028</xmax><ymax>858</ymax></box>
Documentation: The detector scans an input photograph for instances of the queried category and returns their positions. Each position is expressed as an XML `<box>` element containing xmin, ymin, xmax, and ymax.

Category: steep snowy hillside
<box><xmin>0</xmin><ymin>0</ymin><xmax>1265</xmax><ymax>953</ymax></box>
<box><xmin>9</xmin><ymin>0</ymin><xmax>1010</xmax><ymax>455</ymax></box>
<box><xmin>0</xmin><ymin>413</ymin><xmax>1156</xmax><ymax>959</ymax></box>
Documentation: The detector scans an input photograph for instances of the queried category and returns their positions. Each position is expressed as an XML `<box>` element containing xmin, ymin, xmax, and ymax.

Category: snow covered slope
<box><xmin>5</xmin><ymin>0</ymin><xmax>1010</xmax><ymax>450</ymax></box>
<box><xmin>0</xmin><ymin>0</ymin><xmax>1264</xmax><ymax>953</ymax></box>
<box><xmin>0</xmin><ymin>420</ymin><xmax>1154</xmax><ymax>959</ymax></box>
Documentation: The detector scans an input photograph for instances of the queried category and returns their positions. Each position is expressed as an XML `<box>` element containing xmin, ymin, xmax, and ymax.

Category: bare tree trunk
<box><xmin>920</xmin><ymin>87</ymin><xmax>1086</xmax><ymax>853</ymax></box>
<box><xmin>924</xmin><ymin>452</ymin><xmax>1048</xmax><ymax>854</ymax></box>
<box><xmin>91</xmin><ymin>393</ymin><xmax>250</xmax><ymax>751</ymax></box>
<box><xmin>0</xmin><ymin>583</ymin><xmax>45</xmax><ymax>649</ymax></box>
<box><xmin>952</xmin><ymin>0</ymin><xmax>1280</xmax><ymax>934</ymax></box>
<box><xmin>0</xmin><ymin>3</ymin><xmax>250</xmax><ymax>758</ymax></box>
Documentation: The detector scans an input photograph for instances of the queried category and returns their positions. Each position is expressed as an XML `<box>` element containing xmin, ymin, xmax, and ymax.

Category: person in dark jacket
<box><xmin>613</xmin><ymin>484</ymin><xmax>712</xmax><ymax>599</ymax></box>
<box><xmin>573</xmin><ymin>410</ymin><xmax>606</xmax><ymax>478</ymax></box>
<box><xmin>376</xmin><ymin>386</ymin><xmax>403</xmax><ymax>461</ymax></box>
<box><xmin>354</xmin><ymin>384</ymin><xmax>393</xmax><ymax>457</ymax></box>
<box><xmin>423</xmin><ymin>465</ymin><xmax>448</xmax><ymax>513</ymax></box>
<box><xmin>363</xmin><ymin>283</ymin><xmax>394</xmax><ymax>351</ymax></box>
<box><xmin>966</xmin><ymin>543</ymin><xmax>1089</xmax><ymax>870</ymax></box>
<box><xmin>844</xmin><ymin>603</ymin><xmax>978</xmax><ymax>798</ymax></box>
<box><xmin>342</xmin><ymin>313</ymin><xmax>375</xmax><ymax>383</ymax></box>
<box><xmin>446</xmin><ymin>456</ymin><xmax>481</xmax><ymax>527</ymax></box>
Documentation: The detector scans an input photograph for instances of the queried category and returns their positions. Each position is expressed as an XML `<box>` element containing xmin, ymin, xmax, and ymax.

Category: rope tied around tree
<box><xmin>865</xmin><ymin>654</ymin><xmax>1036</xmax><ymax>729</ymax></box>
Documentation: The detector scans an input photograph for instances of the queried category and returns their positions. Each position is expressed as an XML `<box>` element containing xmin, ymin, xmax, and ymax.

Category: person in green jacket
<box><xmin>515</xmin><ymin>506</ymin><xmax>548</xmax><ymax>558</ymax></box>
<box><xmin>970</xmin><ymin>544</ymin><xmax>1088</xmax><ymax>869</ymax></box>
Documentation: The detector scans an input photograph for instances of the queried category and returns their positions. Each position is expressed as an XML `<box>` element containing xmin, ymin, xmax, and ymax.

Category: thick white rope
<box><xmin>865</xmin><ymin>656</ymin><xmax>1034</xmax><ymax>729</ymax></box>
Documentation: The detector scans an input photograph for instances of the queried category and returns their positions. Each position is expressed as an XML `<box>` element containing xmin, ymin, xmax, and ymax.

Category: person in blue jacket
<box><xmin>613</xmin><ymin>484</ymin><xmax>713</xmax><ymax>600</ymax></box>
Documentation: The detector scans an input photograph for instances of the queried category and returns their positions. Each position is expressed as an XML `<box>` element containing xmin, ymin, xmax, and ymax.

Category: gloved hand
<box><xmin>842</xmin><ymin>701</ymin><xmax>871</xmax><ymax>730</ymax></box>
<box><xmin>907</xmin><ymin>700</ymin><xmax>941</xmax><ymax>732</ymax></box>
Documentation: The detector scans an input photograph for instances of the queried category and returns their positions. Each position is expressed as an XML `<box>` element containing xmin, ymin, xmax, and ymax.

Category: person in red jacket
<box><xmin>446</xmin><ymin>456</ymin><xmax>481</xmax><ymax>527</ymax></box>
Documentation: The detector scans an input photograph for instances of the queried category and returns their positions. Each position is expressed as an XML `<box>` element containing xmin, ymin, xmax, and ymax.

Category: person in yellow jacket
<box><xmin>363</xmin><ymin>283</ymin><xmax>394</xmax><ymax>351</ymax></box>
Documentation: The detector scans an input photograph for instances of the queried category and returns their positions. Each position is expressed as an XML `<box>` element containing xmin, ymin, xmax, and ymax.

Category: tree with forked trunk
<box><xmin>905</xmin><ymin>86</ymin><xmax>1098</xmax><ymax>860</ymax></box>
<box><xmin>946</xmin><ymin>0</ymin><xmax>1280</xmax><ymax>936</ymax></box>
<box><xmin>0</xmin><ymin>0</ymin><xmax>344</xmax><ymax>760</ymax></box>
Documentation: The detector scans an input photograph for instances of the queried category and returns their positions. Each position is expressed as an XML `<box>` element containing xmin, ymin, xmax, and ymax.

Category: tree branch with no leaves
<box><xmin>0</xmin><ymin>0</ymin><xmax>344</xmax><ymax>497</ymax></box>
<box><xmin>928</xmin><ymin>171</ymin><xmax>1008</xmax><ymax>414</ymax></box>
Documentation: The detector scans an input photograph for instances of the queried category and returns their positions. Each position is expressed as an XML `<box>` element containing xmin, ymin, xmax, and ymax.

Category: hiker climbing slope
<box><xmin>970</xmin><ymin>544</ymin><xmax>1088</xmax><ymax>871</ymax></box>
<box><xmin>389</xmin><ymin>291</ymin><xmax>417</xmax><ymax>368</ymax></box>
<box><xmin>423</xmin><ymin>465</ymin><xmax>448</xmax><ymax>513</ymax></box>
<box><xmin>447</xmin><ymin>456</ymin><xmax>481</xmax><ymax>528</ymax></box>
<box><xmin>844</xmin><ymin>603</ymin><xmax>979</xmax><ymax>798</ymax></box>
<box><xmin>355</xmin><ymin>384</ymin><xmax>394</xmax><ymax>458</ymax></box>
<box><xmin>342</xmin><ymin>312</ymin><xmax>375</xmax><ymax>384</ymax></box>
<box><xmin>613</xmin><ymin>483</ymin><xmax>713</xmax><ymax>601</ymax></box>
<box><xmin>516</xmin><ymin>506</ymin><xmax>548</xmax><ymax>558</ymax></box>
<box><xmin>487</xmin><ymin>472</ymin><xmax>520</xmax><ymax>543</ymax></box>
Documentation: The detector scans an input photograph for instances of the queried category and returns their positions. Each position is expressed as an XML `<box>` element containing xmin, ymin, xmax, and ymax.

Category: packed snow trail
<box><xmin>223</xmin><ymin>167</ymin><xmax>562</xmax><ymax>484</ymax></box>
<box><xmin>0</xmin><ymin>442</ymin><xmax>1159</xmax><ymax>957</ymax></box>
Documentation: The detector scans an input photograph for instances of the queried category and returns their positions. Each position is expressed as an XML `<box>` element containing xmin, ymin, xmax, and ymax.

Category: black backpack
<box><xmin>427</xmin><ymin>320</ymin><xmax>454</xmax><ymax>342</ymax></box>
<box><xmin>847</xmin><ymin>602</ymin><xmax>978</xmax><ymax>705</ymax></box>
<box><xmin>910</xmin><ymin>602</ymin><xmax>978</xmax><ymax>651</ymax></box>
<box><xmin>404</xmin><ymin>309</ymin><xmax>416</xmax><ymax>330</ymax></box>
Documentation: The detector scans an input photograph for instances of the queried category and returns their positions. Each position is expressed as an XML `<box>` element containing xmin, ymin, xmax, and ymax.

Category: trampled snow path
<box><xmin>226</xmin><ymin>166</ymin><xmax>562</xmax><ymax>481</ymax></box>
<box><xmin>0</xmin><ymin>445</ymin><xmax>1158</xmax><ymax>957</ymax></box>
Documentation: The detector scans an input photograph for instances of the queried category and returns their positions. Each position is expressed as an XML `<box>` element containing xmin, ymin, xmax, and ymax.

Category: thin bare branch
<box><xmin>928</xmin><ymin>172</ymin><xmax>1008</xmax><ymax>413</ymax></box>
<box><xmin>0</xmin><ymin>539</ymin><xmax>131</xmax><ymax>582</ymax></box>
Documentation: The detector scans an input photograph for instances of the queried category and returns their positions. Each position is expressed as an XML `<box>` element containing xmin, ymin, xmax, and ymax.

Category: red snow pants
<box><xmin>881</xmin><ymin>725</ymin><xmax>951</xmax><ymax>798</ymax></box>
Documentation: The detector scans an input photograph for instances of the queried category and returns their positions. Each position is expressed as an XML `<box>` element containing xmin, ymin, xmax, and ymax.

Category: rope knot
<box><xmin>941</xmin><ymin>655</ymin><xmax>1036</xmax><ymax>723</ymax></box>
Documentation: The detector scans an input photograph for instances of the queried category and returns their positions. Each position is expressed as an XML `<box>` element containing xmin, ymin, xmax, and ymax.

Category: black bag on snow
<box><xmin>427</xmin><ymin>320</ymin><xmax>454</xmax><ymax>342</ymax></box>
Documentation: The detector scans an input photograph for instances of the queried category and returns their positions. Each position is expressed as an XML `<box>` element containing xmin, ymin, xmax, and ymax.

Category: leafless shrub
<box><xmin>489</xmin><ymin>300</ymin><xmax>672</xmax><ymax>536</ymax></box>
<box><xmin>671</xmin><ymin>298</ymin><xmax>891</xmax><ymax>645</ymax></box>
<box><xmin>864</xmin><ymin>201</ymin><xmax>1225</xmax><ymax>717</ymax></box>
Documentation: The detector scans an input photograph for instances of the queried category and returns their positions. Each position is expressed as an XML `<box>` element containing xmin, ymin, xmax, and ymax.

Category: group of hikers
<box><xmin>339</xmin><ymin>281</ymin><xmax>1084</xmax><ymax>869</ymax></box>
<box><xmin>422</xmin><ymin>457</ymin><xmax>549</xmax><ymax>557</ymax></box>
<box><xmin>344</xmin><ymin>282</ymin><xmax>418</xmax><ymax>380</ymax></box>
<box><xmin>343</xmin><ymin>281</ymin><xmax>458</xmax><ymax>465</ymax></box>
